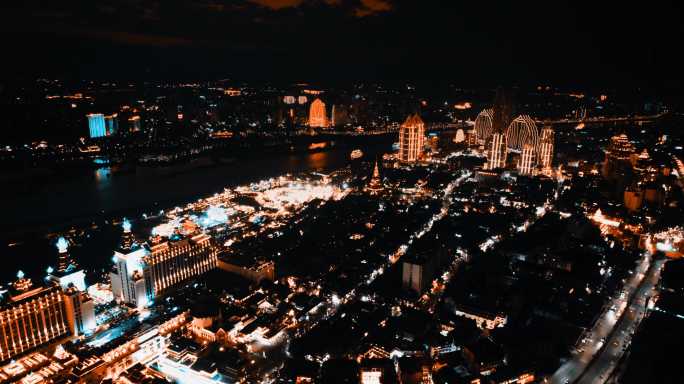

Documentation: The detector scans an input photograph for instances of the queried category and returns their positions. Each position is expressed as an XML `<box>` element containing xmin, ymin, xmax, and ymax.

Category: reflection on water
<box><xmin>95</xmin><ymin>167</ymin><xmax>111</xmax><ymax>188</ymax></box>
<box><xmin>3</xmin><ymin>143</ymin><xmax>391</xmax><ymax>234</ymax></box>
<box><xmin>306</xmin><ymin>152</ymin><xmax>329</xmax><ymax>170</ymax></box>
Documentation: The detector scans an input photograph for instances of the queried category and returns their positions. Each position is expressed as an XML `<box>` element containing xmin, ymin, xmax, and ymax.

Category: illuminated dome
<box><xmin>474</xmin><ymin>109</ymin><xmax>494</xmax><ymax>142</ymax></box>
<box><xmin>505</xmin><ymin>115</ymin><xmax>539</xmax><ymax>151</ymax></box>
<box><xmin>308</xmin><ymin>98</ymin><xmax>328</xmax><ymax>128</ymax></box>
<box><xmin>453</xmin><ymin>129</ymin><xmax>465</xmax><ymax>143</ymax></box>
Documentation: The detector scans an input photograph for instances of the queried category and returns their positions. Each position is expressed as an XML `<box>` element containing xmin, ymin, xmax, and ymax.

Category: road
<box><xmin>549</xmin><ymin>252</ymin><xmax>656</xmax><ymax>384</ymax></box>
<box><xmin>577</xmin><ymin>258</ymin><xmax>665</xmax><ymax>384</ymax></box>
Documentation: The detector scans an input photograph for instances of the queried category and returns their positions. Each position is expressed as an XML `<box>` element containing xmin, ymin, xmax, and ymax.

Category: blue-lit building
<box><xmin>87</xmin><ymin>113</ymin><xmax>106</xmax><ymax>138</ymax></box>
<box><xmin>105</xmin><ymin>113</ymin><xmax>119</xmax><ymax>136</ymax></box>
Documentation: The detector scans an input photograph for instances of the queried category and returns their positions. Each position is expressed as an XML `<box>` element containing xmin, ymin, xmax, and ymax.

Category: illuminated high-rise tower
<box><xmin>486</xmin><ymin>132</ymin><xmax>507</xmax><ymax>170</ymax></box>
<box><xmin>87</xmin><ymin>113</ymin><xmax>106</xmax><ymax>138</ymax></box>
<box><xmin>602</xmin><ymin>133</ymin><xmax>635</xmax><ymax>179</ymax></box>
<box><xmin>518</xmin><ymin>144</ymin><xmax>536</xmax><ymax>175</ymax></box>
<box><xmin>484</xmin><ymin>88</ymin><xmax>514</xmax><ymax>170</ymax></box>
<box><xmin>506</xmin><ymin>115</ymin><xmax>539</xmax><ymax>151</ymax></box>
<box><xmin>56</xmin><ymin>237</ymin><xmax>73</xmax><ymax>273</ymax></box>
<box><xmin>48</xmin><ymin>239</ymin><xmax>94</xmax><ymax>338</ymax></box>
<box><xmin>308</xmin><ymin>98</ymin><xmax>328</xmax><ymax>128</ymax></box>
<box><xmin>110</xmin><ymin>219</ymin><xmax>148</xmax><ymax>307</ymax></box>
<box><xmin>398</xmin><ymin>114</ymin><xmax>425</xmax><ymax>162</ymax></box>
<box><xmin>538</xmin><ymin>125</ymin><xmax>555</xmax><ymax>172</ymax></box>
<box><xmin>474</xmin><ymin>108</ymin><xmax>494</xmax><ymax>144</ymax></box>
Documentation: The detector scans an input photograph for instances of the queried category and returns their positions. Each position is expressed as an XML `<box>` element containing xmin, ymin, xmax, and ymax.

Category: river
<box><xmin>0</xmin><ymin>139</ymin><xmax>394</xmax><ymax>283</ymax></box>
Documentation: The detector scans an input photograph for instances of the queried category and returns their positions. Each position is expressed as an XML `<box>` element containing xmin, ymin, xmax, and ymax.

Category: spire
<box><xmin>366</xmin><ymin>160</ymin><xmax>384</xmax><ymax>195</ymax></box>
<box><xmin>56</xmin><ymin>236</ymin><xmax>77</xmax><ymax>273</ymax></box>
<box><xmin>120</xmin><ymin>218</ymin><xmax>137</xmax><ymax>251</ymax></box>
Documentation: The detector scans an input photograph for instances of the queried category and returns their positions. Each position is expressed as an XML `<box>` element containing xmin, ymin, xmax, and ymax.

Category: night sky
<box><xmin>2</xmin><ymin>1</ymin><xmax>683</xmax><ymax>89</ymax></box>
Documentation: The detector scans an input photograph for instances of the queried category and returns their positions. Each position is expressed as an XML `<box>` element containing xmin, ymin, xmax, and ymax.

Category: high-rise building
<box><xmin>46</xmin><ymin>238</ymin><xmax>95</xmax><ymax>337</ymax></box>
<box><xmin>110</xmin><ymin>246</ymin><xmax>148</xmax><ymax>308</ymax></box>
<box><xmin>49</xmin><ymin>236</ymin><xmax>86</xmax><ymax>292</ymax></box>
<box><xmin>505</xmin><ymin>115</ymin><xmax>539</xmax><ymax>151</ymax></box>
<box><xmin>0</xmin><ymin>273</ymin><xmax>71</xmax><ymax>362</ymax></box>
<box><xmin>602</xmin><ymin>133</ymin><xmax>635</xmax><ymax>179</ymax></box>
<box><xmin>110</xmin><ymin>219</ymin><xmax>149</xmax><ymax>308</ymax></box>
<box><xmin>474</xmin><ymin>108</ymin><xmax>494</xmax><ymax>144</ymax></box>
<box><xmin>491</xmin><ymin>88</ymin><xmax>514</xmax><ymax>134</ymax></box>
<box><xmin>143</xmin><ymin>233</ymin><xmax>217</xmax><ymax>299</ymax></box>
<box><xmin>63</xmin><ymin>286</ymin><xmax>96</xmax><ymax>337</ymax></box>
<box><xmin>518</xmin><ymin>144</ymin><xmax>536</xmax><ymax>175</ymax></box>
<box><xmin>104</xmin><ymin>114</ymin><xmax>119</xmax><ymax>136</ymax></box>
<box><xmin>486</xmin><ymin>132</ymin><xmax>507</xmax><ymax>170</ymax></box>
<box><xmin>56</xmin><ymin>236</ymin><xmax>75</xmax><ymax>273</ymax></box>
<box><xmin>308</xmin><ymin>98</ymin><xmax>328</xmax><ymax>128</ymax></box>
<box><xmin>398</xmin><ymin>114</ymin><xmax>425</xmax><ymax>162</ymax></box>
<box><xmin>538</xmin><ymin>125</ymin><xmax>555</xmax><ymax>171</ymax></box>
<box><xmin>87</xmin><ymin>113</ymin><xmax>106</xmax><ymax>138</ymax></box>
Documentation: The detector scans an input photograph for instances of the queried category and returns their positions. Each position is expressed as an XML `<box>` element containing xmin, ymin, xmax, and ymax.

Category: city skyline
<box><xmin>0</xmin><ymin>2</ymin><xmax>683</xmax><ymax>383</ymax></box>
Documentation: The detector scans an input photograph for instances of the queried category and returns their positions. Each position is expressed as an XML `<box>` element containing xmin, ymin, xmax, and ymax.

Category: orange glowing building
<box><xmin>365</xmin><ymin>162</ymin><xmax>384</xmax><ymax>195</ymax></box>
<box><xmin>308</xmin><ymin>98</ymin><xmax>328</xmax><ymax>128</ymax></box>
<box><xmin>398</xmin><ymin>114</ymin><xmax>425</xmax><ymax>162</ymax></box>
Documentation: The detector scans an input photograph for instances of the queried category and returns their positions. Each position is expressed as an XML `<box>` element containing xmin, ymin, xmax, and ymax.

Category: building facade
<box><xmin>518</xmin><ymin>144</ymin><xmax>536</xmax><ymax>175</ymax></box>
<box><xmin>64</xmin><ymin>287</ymin><xmax>96</xmax><ymax>337</ymax></box>
<box><xmin>398</xmin><ymin>114</ymin><xmax>425</xmax><ymax>163</ymax></box>
<box><xmin>538</xmin><ymin>125</ymin><xmax>554</xmax><ymax>171</ymax></box>
<box><xmin>486</xmin><ymin>132</ymin><xmax>507</xmax><ymax>170</ymax></box>
<box><xmin>0</xmin><ymin>281</ymin><xmax>71</xmax><ymax>362</ymax></box>
<box><xmin>87</xmin><ymin>113</ymin><xmax>106</xmax><ymax>138</ymax></box>
<box><xmin>505</xmin><ymin>115</ymin><xmax>539</xmax><ymax>151</ymax></box>
<box><xmin>143</xmin><ymin>233</ymin><xmax>218</xmax><ymax>300</ymax></box>
<box><xmin>104</xmin><ymin>114</ymin><xmax>119</xmax><ymax>136</ymax></box>
<box><xmin>308</xmin><ymin>98</ymin><xmax>328</xmax><ymax>128</ymax></box>
<box><xmin>474</xmin><ymin>108</ymin><xmax>494</xmax><ymax>144</ymax></box>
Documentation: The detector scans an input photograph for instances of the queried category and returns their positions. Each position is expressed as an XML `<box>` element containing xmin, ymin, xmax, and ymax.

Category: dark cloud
<box><xmin>355</xmin><ymin>0</ymin><xmax>392</xmax><ymax>17</ymax></box>
<box><xmin>0</xmin><ymin>0</ymin><xmax>682</xmax><ymax>89</ymax></box>
<box><xmin>247</xmin><ymin>0</ymin><xmax>393</xmax><ymax>16</ymax></box>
